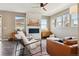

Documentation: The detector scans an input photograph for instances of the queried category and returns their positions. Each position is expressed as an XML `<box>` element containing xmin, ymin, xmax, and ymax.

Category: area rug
<box><xmin>30</xmin><ymin>40</ymin><xmax>49</xmax><ymax>56</ymax></box>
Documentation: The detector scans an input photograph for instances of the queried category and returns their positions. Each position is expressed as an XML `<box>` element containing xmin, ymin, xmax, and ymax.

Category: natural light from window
<box><xmin>41</xmin><ymin>19</ymin><xmax>47</xmax><ymax>31</ymax></box>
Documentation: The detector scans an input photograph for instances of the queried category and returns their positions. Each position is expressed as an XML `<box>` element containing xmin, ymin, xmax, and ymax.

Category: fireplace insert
<box><xmin>29</xmin><ymin>28</ymin><xmax>39</xmax><ymax>33</ymax></box>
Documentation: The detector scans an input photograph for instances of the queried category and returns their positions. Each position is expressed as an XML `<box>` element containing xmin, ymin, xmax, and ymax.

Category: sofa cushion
<box><xmin>64</xmin><ymin>40</ymin><xmax>77</xmax><ymax>45</ymax></box>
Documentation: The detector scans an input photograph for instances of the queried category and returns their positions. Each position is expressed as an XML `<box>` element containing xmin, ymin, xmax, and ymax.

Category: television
<box><xmin>29</xmin><ymin>28</ymin><xmax>39</xmax><ymax>33</ymax></box>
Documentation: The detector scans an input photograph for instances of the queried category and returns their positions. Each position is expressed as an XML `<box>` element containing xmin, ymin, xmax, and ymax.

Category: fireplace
<box><xmin>29</xmin><ymin>28</ymin><xmax>39</xmax><ymax>33</ymax></box>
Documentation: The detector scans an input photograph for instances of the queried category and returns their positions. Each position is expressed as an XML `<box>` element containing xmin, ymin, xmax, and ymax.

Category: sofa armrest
<box><xmin>69</xmin><ymin>44</ymin><xmax>78</xmax><ymax>48</ymax></box>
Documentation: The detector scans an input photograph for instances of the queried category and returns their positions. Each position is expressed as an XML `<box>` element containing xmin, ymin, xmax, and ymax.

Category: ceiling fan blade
<box><xmin>40</xmin><ymin>3</ymin><xmax>48</xmax><ymax>11</ymax></box>
<box><xmin>42</xmin><ymin>7</ymin><xmax>47</xmax><ymax>11</ymax></box>
<box><xmin>43</xmin><ymin>3</ymin><xmax>48</xmax><ymax>6</ymax></box>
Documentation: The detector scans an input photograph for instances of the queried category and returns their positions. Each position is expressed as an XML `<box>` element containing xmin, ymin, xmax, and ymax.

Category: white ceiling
<box><xmin>0</xmin><ymin>3</ymin><xmax>76</xmax><ymax>16</ymax></box>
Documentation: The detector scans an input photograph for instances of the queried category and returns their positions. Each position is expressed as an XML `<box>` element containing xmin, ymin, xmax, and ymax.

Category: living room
<box><xmin>0</xmin><ymin>3</ymin><xmax>78</xmax><ymax>56</ymax></box>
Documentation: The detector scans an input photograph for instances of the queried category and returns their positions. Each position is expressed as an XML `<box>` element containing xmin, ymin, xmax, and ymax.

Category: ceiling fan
<box><xmin>40</xmin><ymin>3</ymin><xmax>48</xmax><ymax>11</ymax></box>
<box><xmin>31</xmin><ymin>3</ymin><xmax>48</xmax><ymax>11</ymax></box>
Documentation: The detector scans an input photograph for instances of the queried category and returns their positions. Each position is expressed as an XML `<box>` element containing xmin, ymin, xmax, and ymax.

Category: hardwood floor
<box><xmin>0</xmin><ymin>39</ymin><xmax>49</xmax><ymax>56</ymax></box>
<box><xmin>0</xmin><ymin>40</ymin><xmax>16</xmax><ymax>56</ymax></box>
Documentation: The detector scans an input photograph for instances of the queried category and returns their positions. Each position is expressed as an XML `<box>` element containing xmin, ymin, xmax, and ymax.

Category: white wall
<box><xmin>50</xmin><ymin>4</ymin><xmax>78</xmax><ymax>39</ymax></box>
<box><xmin>50</xmin><ymin>25</ymin><xmax>78</xmax><ymax>38</ymax></box>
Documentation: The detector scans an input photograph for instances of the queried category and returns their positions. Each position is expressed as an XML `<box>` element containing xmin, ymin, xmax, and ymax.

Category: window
<box><xmin>56</xmin><ymin>16</ymin><xmax>62</xmax><ymax>27</ymax></box>
<box><xmin>15</xmin><ymin>16</ymin><xmax>25</xmax><ymax>31</ymax></box>
<box><xmin>41</xmin><ymin>19</ymin><xmax>47</xmax><ymax>31</ymax></box>
<box><xmin>71</xmin><ymin>14</ymin><xmax>78</xmax><ymax>27</ymax></box>
<box><xmin>52</xmin><ymin>19</ymin><xmax>56</xmax><ymax>27</ymax></box>
<box><xmin>63</xmin><ymin>13</ymin><xmax>70</xmax><ymax>27</ymax></box>
<box><xmin>52</xmin><ymin>10</ymin><xmax>70</xmax><ymax>27</ymax></box>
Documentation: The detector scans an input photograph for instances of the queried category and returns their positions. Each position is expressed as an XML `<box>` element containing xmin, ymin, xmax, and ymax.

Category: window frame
<box><xmin>41</xmin><ymin>19</ymin><xmax>48</xmax><ymax>31</ymax></box>
<box><xmin>15</xmin><ymin>16</ymin><xmax>26</xmax><ymax>31</ymax></box>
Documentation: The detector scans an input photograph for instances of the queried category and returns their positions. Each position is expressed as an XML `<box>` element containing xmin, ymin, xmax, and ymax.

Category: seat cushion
<box><xmin>64</xmin><ymin>40</ymin><xmax>77</xmax><ymax>45</ymax></box>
